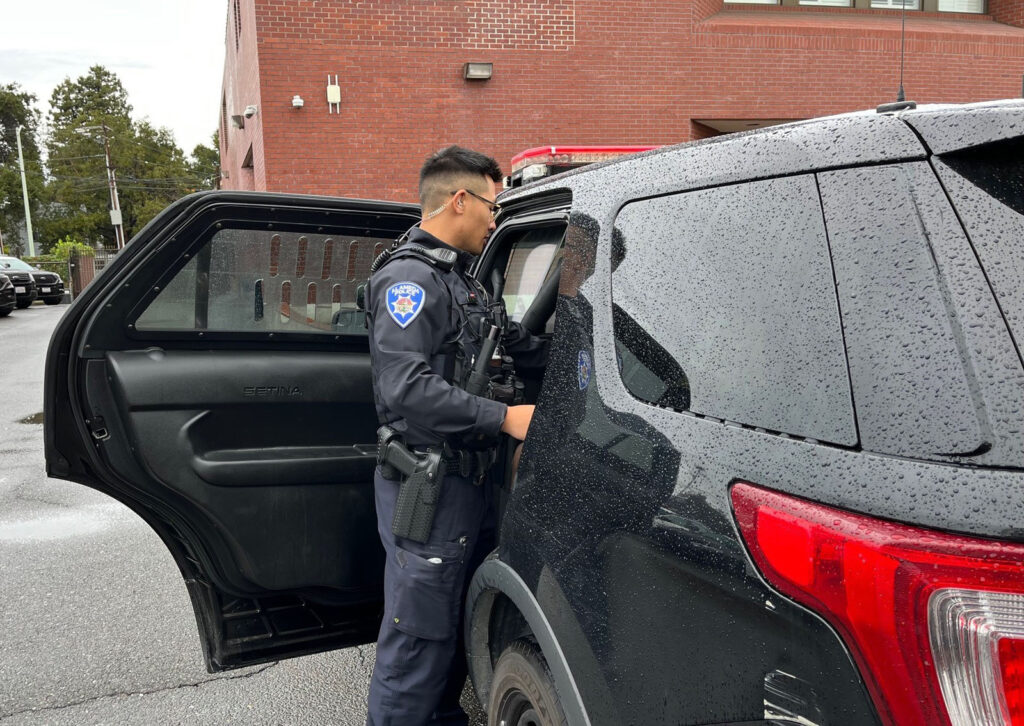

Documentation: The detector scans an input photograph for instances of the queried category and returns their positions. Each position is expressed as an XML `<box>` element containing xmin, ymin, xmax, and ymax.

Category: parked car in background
<box><xmin>45</xmin><ymin>99</ymin><xmax>1024</xmax><ymax>726</ymax></box>
<box><xmin>30</xmin><ymin>268</ymin><xmax>65</xmax><ymax>305</ymax></box>
<box><xmin>0</xmin><ymin>273</ymin><xmax>16</xmax><ymax>317</ymax></box>
<box><xmin>0</xmin><ymin>257</ymin><xmax>37</xmax><ymax>309</ymax></box>
<box><xmin>0</xmin><ymin>255</ymin><xmax>65</xmax><ymax>306</ymax></box>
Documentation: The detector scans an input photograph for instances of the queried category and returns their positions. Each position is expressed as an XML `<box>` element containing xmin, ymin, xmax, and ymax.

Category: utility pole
<box><xmin>101</xmin><ymin>126</ymin><xmax>125</xmax><ymax>249</ymax></box>
<box><xmin>76</xmin><ymin>124</ymin><xmax>125</xmax><ymax>249</ymax></box>
<box><xmin>16</xmin><ymin>125</ymin><xmax>36</xmax><ymax>257</ymax></box>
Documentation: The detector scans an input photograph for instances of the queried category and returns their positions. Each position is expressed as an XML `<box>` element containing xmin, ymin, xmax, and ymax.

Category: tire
<box><xmin>488</xmin><ymin>639</ymin><xmax>568</xmax><ymax>726</ymax></box>
<box><xmin>43</xmin><ymin>298</ymin><xmax>62</xmax><ymax>305</ymax></box>
<box><xmin>0</xmin><ymin>308</ymin><xmax>11</xmax><ymax>317</ymax></box>
<box><xmin>15</xmin><ymin>300</ymin><xmax>32</xmax><ymax>309</ymax></box>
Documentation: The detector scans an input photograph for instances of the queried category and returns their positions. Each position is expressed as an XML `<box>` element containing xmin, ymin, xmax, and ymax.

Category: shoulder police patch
<box><xmin>387</xmin><ymin>282</ymin><xmax>426</xmax><ymax>328</ymax></box>
<box><xmin>578</xmin><ymin>350</ymin><xmax>592</xmax><ymax>390</ymax></box>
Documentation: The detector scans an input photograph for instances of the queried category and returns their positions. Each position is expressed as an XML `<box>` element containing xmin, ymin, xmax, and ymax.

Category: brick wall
<box><xmin>990</xmin><ymin>0</ymin><xmax>1024</xmax><ymax>28</ymax></box>
<box><xmin>253</xmin><ymin>0</ymin><xmax>575</xmax><ymax>50</ymax></box>
<box><xmin>220</xmin><ymin>0</ymin><xmax>266</xmax><ymax>191</ymax></box>
<box><xmin>692</xmin><ymin>0</ymin><xmax>724</xmax><ymax>22</ymax></box>
<box><xmin>220</xmin><ymin>0</ymin><xmax>1024</xmax><ymax>202</ymax></box>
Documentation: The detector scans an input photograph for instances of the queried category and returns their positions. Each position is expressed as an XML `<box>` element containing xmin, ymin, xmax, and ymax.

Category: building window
<box><xmin>938</xmin><ymin>0</ymin><xmax>984</xmax><ymax>11</ymax></box>
<box><xmin>233</xmin><ymin>0</ymin><xmax>242</xmax><ymax>51</ymax></box>
<box><xmin>871</xmin><ymin>0</ymin><xmax>921</xmax><ymax>8</ymax></box>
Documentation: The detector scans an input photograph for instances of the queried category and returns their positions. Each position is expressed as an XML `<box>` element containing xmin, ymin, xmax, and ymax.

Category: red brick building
<box><xmin>219</xmin><ymin>0</ymin><xmax>1024</xmax><ymax>202</ymax></box>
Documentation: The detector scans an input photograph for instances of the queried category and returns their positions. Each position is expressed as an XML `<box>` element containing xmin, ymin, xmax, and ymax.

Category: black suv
<box><xmin>0</xmin><ymin>256</ymin><xmax>37</xmax><ymax>308</ymax></box>
<box><xmin>44</xmin><ymin>100</ymin><xmax>1024</xmax><ymax>726</ymax></box>
<box><xmin>0</xmin><ymin>255</ymin><xmax>66</xmax><ymax>305</ymax></box>
<box><xmin>0</xmin><ymin>273</ymin><xmax>16</xmax><ymax>317</ymax></box>
<box><xmin>30</xmin><ymin>268</ymin><xmax>65</xmax><ymax>305</ymax></box>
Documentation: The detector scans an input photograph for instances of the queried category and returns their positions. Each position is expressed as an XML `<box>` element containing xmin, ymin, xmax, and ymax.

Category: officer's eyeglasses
<box><xmin>453</xmin><ymin>189</ymin><xmax>502</xmax><ymax>220</ymax></box>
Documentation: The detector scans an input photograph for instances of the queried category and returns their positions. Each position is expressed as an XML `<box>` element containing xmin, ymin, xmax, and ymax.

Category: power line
<box><xmin>39</xmin><ymin>154</ymin><xmax>106</xmax><ymax>163</ymax></box>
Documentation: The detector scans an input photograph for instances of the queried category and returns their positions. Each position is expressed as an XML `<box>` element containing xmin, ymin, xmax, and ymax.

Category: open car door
<box><xmin>44</xmin><ymin>191</ymin><xmax>421</xmax><ymax>671</ymax></box>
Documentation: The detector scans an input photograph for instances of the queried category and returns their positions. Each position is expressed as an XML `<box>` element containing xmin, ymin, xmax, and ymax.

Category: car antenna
<box><xmin>877</xmin><ymin>0</ymin><xmax>917</xmax><ymax>113</ymax></box>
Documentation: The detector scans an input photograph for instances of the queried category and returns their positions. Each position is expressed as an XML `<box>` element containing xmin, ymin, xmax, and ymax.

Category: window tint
<box><xmin>611</xmin><ymin>175</ymin><xmax>856</xmax><ymax>445</ymax></box>
<box><xmin>935</xmin><ymin>139</ymin><xmax>1024</xmax><ymax>359</ymax></box>
<box><xmin>819</xmin><ymin>164</ymin><xmax>983</xmax><ymax>459</ymax></box>
<box><xmin>136</xmin><ymin>228</ymin><xmax>386</xmax><ymax>335</ymax></box>
<box><xmin>501</xmin><ymin>226</ymin><xmax>563</xmax><ymax>324</ymax></box>
<box><xmin>613</xmin><ymin>304</ymin><xmax>690</xmax><ymax>411</ymax></box>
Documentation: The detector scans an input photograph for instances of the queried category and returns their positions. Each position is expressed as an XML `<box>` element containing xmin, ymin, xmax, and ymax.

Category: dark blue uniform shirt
<box><xmin>367</xmin><ymin>227</ymin><xmax>546</xmax><ymax>449</ymax></box>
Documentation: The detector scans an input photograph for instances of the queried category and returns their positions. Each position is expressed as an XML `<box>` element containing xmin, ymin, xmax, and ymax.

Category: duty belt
<box><xmin>377</xmin><ymin>425</ymin><xmax>495</xmax><ymax>542</ymax></box>
<box><xmin>414</xmin><ymin>445</ymin><xmax>491</xmax><ymax>480</ymax></box>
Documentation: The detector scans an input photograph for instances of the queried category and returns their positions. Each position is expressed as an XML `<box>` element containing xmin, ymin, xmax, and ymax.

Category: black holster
<box><xmin>377</xmin><ymin>426</ymin><xmax>447</xmax><ymax>543</ymax></box>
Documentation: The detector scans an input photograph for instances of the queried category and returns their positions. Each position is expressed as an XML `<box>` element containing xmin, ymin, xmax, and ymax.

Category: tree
<box><xmin>42</xmin><ymin>66</ymin><xmax>205</xmax><ymax>246</ymax></box>
<box><xmin>189</xmin><ymin>130</ymin><xmax>221</xmax><ymax>191</ymax></box>
<box><xmin>117</xmin><ymin>120</ymin><xmax>193</xmax><ymax>235</ymax></box>
<box><xmin>50</xmin><ymin>235</ymin><xmax>94</xmax><ymax>261</ymax></box>
<box><xmin>0</xmin><ymin>83</ymin><xmax>43</xmax><ymax>256</ymax></box>
<box><xmin>47</xmin><ymin>65</ymin><xmax>131</xmax><ymax>137</ymax></box>
<box><xmin>43</xmin><ymin>66</ymin><xmax>135</xmax><ymax>248</ymax></box>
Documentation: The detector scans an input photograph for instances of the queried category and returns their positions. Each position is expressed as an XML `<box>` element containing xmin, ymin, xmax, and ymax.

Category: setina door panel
<box><xmin>45</xmin><ymin>191</ymin><xmax>421</xmax><ymax>669</ymax></box>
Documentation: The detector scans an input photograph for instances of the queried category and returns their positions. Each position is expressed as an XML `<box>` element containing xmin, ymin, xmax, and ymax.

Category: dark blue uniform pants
<box><xmin>367</xmin><ymin>468</ymin><xmax>494</xmax><ymax>726</ymax></box>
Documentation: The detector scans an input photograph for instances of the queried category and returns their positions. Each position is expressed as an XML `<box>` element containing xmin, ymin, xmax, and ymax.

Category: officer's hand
<box><xmin>500</xmin><ymin>405</ymin><xmax>535</xmax><ymax>441</ymax></box>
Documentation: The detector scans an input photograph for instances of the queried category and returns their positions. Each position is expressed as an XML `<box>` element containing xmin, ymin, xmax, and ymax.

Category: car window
<box><xmin>501</xmin><ymin>225</ymin><xmax>563</xmax><ymax>326</ymax></box>
<box><xmin>135</xmin><ymin>227</ymin><xmax>391</xmax><ymax>336</ymax></box>
<box><xmin>819</xmin><ymin>164</ymin><xmax>983</xmax><ymax>460</ymax></box>
<box><xmin>612</xmin><ymin>304</ymin><xmax>690</xmax><ymax>411</ymax></box>
<box><xmin>0</xmin><ymin>257</ymin><xmax>34</xmax><ymax>271</ymax></box>
<box><xmin>934</xmin><ymin>138</ymin><xmax>1024</xmax><ymax>359</ymax></box>
<box><xmin>610</xmin><ymin>174</ymin><xmax>856</xmax><ymax>445</ymax></box>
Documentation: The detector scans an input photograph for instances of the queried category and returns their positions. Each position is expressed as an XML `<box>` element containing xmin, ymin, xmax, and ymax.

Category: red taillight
<box><xmin>1001</xmin><ymin>637</ymin><xmax>1024</xmax><ymax>722</ymax></box>
<box><xmin>731</xmin><ymin>482</ymin><xmax>1024</xmax><ymax>726</ymax></box>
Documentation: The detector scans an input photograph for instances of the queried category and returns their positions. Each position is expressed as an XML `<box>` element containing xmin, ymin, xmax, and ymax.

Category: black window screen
<box><xmin>135</xmin><ymin>228</ymin><xmax>383</xmax><ymax>335</ymax></box>
<box><xmin>611</xmin><ymin>175</ymin><xmax>856</xmax><ymax>445</ymax></box>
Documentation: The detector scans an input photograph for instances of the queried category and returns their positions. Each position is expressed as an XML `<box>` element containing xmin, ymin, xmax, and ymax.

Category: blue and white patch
<box><xmin>578</xmin><ymin>350</ymin><xmax>592</xmax><ymax>390</ymax></box>
<box><xmin>386</xmin><ymin>282</ymin><xmax>426</xmax><ymax>329</ymax></box>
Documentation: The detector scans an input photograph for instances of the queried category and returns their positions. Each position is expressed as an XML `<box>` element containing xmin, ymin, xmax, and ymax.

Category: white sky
<box><xmin>0</xmin><ymin>0</ymin><xmax>226</xmax><ymax>156</ymax></box>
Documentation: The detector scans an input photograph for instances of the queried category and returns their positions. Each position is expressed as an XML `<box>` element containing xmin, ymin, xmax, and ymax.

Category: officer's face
<box><xmin>462</xmin><ymin>177</ymin><xmax>498</xmax><ymax>255</ymax></box>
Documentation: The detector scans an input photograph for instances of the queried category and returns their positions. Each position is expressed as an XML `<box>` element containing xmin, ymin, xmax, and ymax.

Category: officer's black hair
<box><xmin>419</xmin><ymin>145</ymin><xmax>503</xmax><ymax>209</ymax></box>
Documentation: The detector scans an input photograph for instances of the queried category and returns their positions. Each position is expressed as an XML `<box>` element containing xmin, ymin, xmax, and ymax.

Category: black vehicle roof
<box><xmin>500</xmin><ymin>99</ymin><xmax>1024</xmax><ymax>203</ymax></box>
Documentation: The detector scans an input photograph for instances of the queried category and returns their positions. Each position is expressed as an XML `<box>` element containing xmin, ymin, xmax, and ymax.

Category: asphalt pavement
<box><xmin>0</xmin><ymin>303</ymin><xmax>486</xmax><ymax>725</ymax></box>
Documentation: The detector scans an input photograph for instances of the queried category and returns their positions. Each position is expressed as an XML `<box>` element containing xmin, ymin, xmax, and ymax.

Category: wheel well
<box><xmin>465</xmin><ymin>559</ymin><xmax>591</xmax><ymax>724</ymax></box>
<box><xmin>488</xmin><ymin>593</ymin><xmax>534</xmax><ymax>666</ymax></box>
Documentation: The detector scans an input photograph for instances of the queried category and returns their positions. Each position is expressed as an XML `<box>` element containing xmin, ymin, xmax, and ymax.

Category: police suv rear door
<box><xmin>44</xmin><ymin>191</ymin><xmax>420</xmax><ymax>671</ymax></box>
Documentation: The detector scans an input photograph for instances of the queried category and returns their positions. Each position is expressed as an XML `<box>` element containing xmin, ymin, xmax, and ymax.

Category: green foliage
<box><xmin>0</xmin><ymin>83</ymin><xmax>43</xmax><ymax>257</ymax></box>
<box><xmin>39</xmin><ymin>66</ymin><xmax>220</xmax><ymax>248</ymax></box>
<box><xmin>23</xmin><ymin>256</ymin><xmax>69</xmax><ymax>282</ymax></box>
<box><xmin>50</xmin><ymin>236</ymin><xmax>94</xmax><ymax>261</ymax></box>
<box><xmin>48</xmin><ymin>65</ymin><xmax>132</xmax><ymax>137</ymax></box>
<box><xmin>189</xmin><ymin>130</ymin><xmax>221</xmax><ymax>191</ymax></box>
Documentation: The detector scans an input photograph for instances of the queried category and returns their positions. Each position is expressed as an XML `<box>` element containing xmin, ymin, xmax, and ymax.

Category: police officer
<box><xmin>365</xmin><ymin>146</ymin><xmax>546</xmax><ymax>725</ymax></box>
